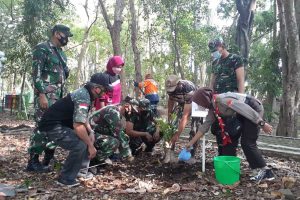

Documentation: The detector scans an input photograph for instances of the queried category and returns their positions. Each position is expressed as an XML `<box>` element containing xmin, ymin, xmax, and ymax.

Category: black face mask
<box><xmin>58</xmin><ymin>34</ymin><xmax>68</xmax><ymax>46</ymax></box>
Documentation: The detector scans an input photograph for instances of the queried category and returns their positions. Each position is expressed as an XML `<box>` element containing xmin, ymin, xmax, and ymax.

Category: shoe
<box><xmin>77</xmin><ymin>171</ymin><xmax>94</xmax><ymax>181</ymax></box>
<box><xmin>26</xmin><ymin>154</ymin><xmax>50</xmax><ymax>173</ymax></box>
<box><xmin>250</xmin><ymin>169</ymin><xmax>275</xmax><ymax>182</ymax></box>
<box><xmin>56</xmin><ymin>177</ymin><xmax>80</xmax><ymax>187</ymax></box>
<box><xmin>42</xmin><ymin>148</ymin><xmax>55</xmax><ymax>166</ymax></box>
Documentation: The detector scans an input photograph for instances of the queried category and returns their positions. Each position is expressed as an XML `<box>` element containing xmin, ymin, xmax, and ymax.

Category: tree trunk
<box><xmin>76</xmin><ymin>0</ymin><xmax>99</xmax><ymax>88</ymax></box>
<box><xmin>167</xmin><ymin>5</ymin><xmax>184</xmax><ymax>79</ymax></box>
<box><xmin>99</xmin><ymin>0</ymin><xmax>126</xmax><ymax>98</ymax></box>
<box><xmin>129</xmin><ymin>0</ymin><xmax>142</xmax><ymax>98</ymax></box>
<box><xmin>276</xmin><ymin>0</ymin><xmax>300</xmax><ymax>138</ymax></box>
<box><xmin>295</xmin><ymin>0</ymin><xmax>300</xmax><ymax>39</ymax></box>
<box><xmin>235</xmin><ymin>0</ymin><xmax>256</xmax><ymax>61</ymax></box>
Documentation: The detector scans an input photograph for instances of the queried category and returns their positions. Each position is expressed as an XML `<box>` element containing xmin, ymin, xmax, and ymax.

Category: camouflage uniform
<box><xmin>28</xmin><ymin>86</ymin><xmax>91</xmax><ymax>156</ymax></box>
<box><xmin>211</xmin><ymin>53</ymin><xmax>244</xmax><ymax>156</ymax></box>
<box><xmin>27</xmin><ymin>40</ymin><xmax>70</xmax><ymax>167</ymax></box>
<box><xmin>212</xmin><ymin>53</ymin><xmax>243</xmax><ymax>93</ymax></box>
<box><xmin>90</xmin><ymin>105</ymin><xmax>132</xmax><ymax>162</ymax></box>
<box><xmin>32</xmin><ymin>41</ymin><xmax>69</xmax><ymax>122</ymax></box>
<box><xmin>32</xmin><ymin>86</ymin><xmax>92</xmax><ymax>180</ymax></box>
<box><xmin>125</xmin><ymin>99</ymin><xmax>159</xmax><ymax>155</ymax></box>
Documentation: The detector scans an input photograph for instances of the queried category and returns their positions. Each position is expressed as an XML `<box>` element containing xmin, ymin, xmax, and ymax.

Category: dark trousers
<box><xmin>214</xmin><ymin>96</ymin><xmax>266</xmax><ymax>169</ymax></box>
<box><xmin>43</xmin><ymin>125</ymin><xmax>89</xmax><ymax>181</ymax></box>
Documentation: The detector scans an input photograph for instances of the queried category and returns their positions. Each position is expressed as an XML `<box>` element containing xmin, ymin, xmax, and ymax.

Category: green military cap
<box><xmin>138</xmin><ymin>99</ymin><xmax>151</xmax><ymax>111</ymax></box>
<box><xmin>52</xmin><ymin>24</ymin><xmax>73</xmax><ymax>37</ymax></box>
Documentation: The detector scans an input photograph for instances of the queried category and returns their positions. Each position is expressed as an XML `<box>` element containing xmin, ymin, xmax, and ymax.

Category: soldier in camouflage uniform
<box><xmin>125</xmin><ymin>99</ymin><xmax>161</xmax><ymax>155</ymax></box>
<box><xmin>27</xmin><ymin>25</ymin><xmax>73</xmax><ymax>172</ymax></box>
<box><xmin>89</xmin><ymin>105</ymin><xmax>132</xmax><ymax>163</ymax></box>
<box><xmin>26</xmin><ymin>72</ymin><xmax>112</xmax><ymax>187</ymax></box>
<box><xmin>208</xmin><ymin>37</ymin><xmax>245</xmax><ymax>156</ymax></box>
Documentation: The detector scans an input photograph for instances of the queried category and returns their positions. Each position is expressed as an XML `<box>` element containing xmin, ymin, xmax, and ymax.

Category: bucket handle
<box><xmin>223</xmin><ymin>161</ymin><xmax>240</xmax><ymax>175</ymax></box>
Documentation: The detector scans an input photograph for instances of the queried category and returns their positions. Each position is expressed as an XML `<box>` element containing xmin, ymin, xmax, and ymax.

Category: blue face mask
<box><xmin>212</xmin><ymin>50</ymin><xmax>221</xmax><ymax>61</ymax></box>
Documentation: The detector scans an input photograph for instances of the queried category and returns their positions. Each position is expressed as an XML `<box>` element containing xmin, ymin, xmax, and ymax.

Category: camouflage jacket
<box><xmin>125</xmin><ymin>109</ymin><xmax>156</xmax><ymax>135</ymax></box>
<box><xmin>90</xmin><ymin>105</ymin><xmax>131</xmax><ymax>156</ymax></box>
<box><xmin>212</xmin><ymin>53</ymin><xmax>244</xmax><ymax>94</ymax></box>
<box><xmin>39</xmin><ymin>86</ymin><xmax>92</xmax><ymax>130</ymax></box>
<box><xmin>168</xmin><ymin>80</ymin><xmax>196</xmax><ymax>104</ymax></box>
<box><xmin>32</xmin><ymin>41</ymin><xmax>69</xmax><ymax>97</ymax></box>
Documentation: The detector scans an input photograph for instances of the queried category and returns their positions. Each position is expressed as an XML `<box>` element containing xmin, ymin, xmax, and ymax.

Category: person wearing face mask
<box><xmin>125</xmin><ymin>98</ymin><xmax>161</xmax><ymax>155</ymax></box>
<box><xmin>208</xmin><ymin>37</ymin><xmax>245</xmax><ymax>157</ymax></box>
<box><xmin>26</xmin><ymin>25</ymin><xmax>73</xmax><ymax>172</ymax></box>
<box><xmin>94</xmin><ymin>56</ymin><xmax>125</xmax><ymax>110</ymax></box>
<box><xmin>26</xmin><ymin>72</ymin><xmax>112</xmax><ymax>186</ymax></box>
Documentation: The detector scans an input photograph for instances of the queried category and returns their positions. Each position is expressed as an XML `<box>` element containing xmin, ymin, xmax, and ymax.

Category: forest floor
<box><xmin>0</xmin><ymin>112</ymin><xmax>300</xmax><ymax>200</ymax></box>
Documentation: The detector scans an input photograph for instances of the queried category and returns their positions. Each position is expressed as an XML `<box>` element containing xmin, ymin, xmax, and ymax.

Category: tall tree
<box><xmin>99</xmin><ymin>0</ymin><xmax>126</xmax><ymax>97</ymax></box>
<box><xmin>235</xmin><ymin>0</ymin><xmax>256</xmax><ymax>61</ymax></box>
<box><xmin>276</xmin><ymin>0</ymin><xmax>300</xmax><ymax>137</ymax></box>
<box><xmin>75</xmin><ymin>0</ymin><xmax>99</xmax><ymax>88</ymax></box>
<box><xmin>129</xmin><ymin>0</ymin><xmax>142</xmax><ymax>98</ymax></box>
<box><xmin>166</xmin><ymin>0</ymin><xmax>184</xmax><ymax>79</ymax></box>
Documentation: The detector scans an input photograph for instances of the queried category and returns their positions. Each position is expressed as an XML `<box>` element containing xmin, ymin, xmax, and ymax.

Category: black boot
<box><xmin>26</xmin><ymin>153</ymin><xmax>50</xmax><ymax>173</ymax></box>
<box><xmin>42</xmin><ymin>148</ymin><xmax>55</xmax><ymax>166</ymax></box>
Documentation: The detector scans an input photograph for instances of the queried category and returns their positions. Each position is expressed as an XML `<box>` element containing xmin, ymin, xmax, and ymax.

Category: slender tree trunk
<box><xmin>129</xmin><ymin>0</ymin><xmax>142</xmax><ymax>98</ymax></box>
<box><xmin>168</xmin><ymin>5</ymin><xmax>184</xmax><ymax>79</ymax></box>
<box><xmin>99</xmin><ymin>0</ymin><xmax>126</xmax><ymax>98</ymax></box>
<box><xmin>235</xmin><ymin>0</ymin><xmax>256</xmax><ymax>61</ymax></box>
<box><xmin>276</xmin><ymin>0</ymin><xmax>300</xmax><ymax>137</ymax></box>
<box><xmin>76</xmin><ymin>0</ymin><xmax>99</xmax><ymax>88</ymax></box>
<box><xmin>295</xmin><ymin>0</ymin><xmax>300</xmax><ymax>39</ymax></box>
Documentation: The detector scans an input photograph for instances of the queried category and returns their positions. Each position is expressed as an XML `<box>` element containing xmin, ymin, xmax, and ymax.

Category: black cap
<box><xmin>52</xmin><ymin>24</ymin><xmax>73</xmax><ymax>37</ymax></box>
<box><xmin>90</xmin><ymin>73</ymin><xmax>113</xmax><ymax>91</ymax></box>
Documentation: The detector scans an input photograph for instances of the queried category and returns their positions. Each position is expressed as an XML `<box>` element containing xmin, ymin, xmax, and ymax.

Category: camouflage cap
<box><xmin>208</xmin><ymin>37</ymin><xmax>225</xmax><ymax>52</ymax></box>
<box><xmin>52</xmin><ymin>24</ymin><xmax>73</xmax><ymax>37</ymax></box>
<box><xmin>138</xmin><ymin>99</ymin><xmax>151</xmax><ymax>111</ymax></box>
<box><xmin>165</xmin><ymin>75</ymin><xmax>181</xmax><ymax>92</ymax></box>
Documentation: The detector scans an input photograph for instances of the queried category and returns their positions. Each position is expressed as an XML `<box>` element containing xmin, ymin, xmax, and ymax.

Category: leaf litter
<box><xmin>0</xmin><ymin>113</ymin><xmax>300</xmax><ymax>199</ymax></box>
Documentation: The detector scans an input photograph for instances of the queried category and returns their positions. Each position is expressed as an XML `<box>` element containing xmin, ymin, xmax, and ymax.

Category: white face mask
<box><xmin>112</xmin><ymin>67</ymin><xmax>122</xmax><ymax>75</ymax></box>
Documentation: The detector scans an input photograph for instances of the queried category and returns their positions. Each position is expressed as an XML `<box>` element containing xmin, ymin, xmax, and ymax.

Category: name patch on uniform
<box><xmin>79</xmin><ymin>103</ymin><xmax>89</xmax><ymax>110</ymax></box>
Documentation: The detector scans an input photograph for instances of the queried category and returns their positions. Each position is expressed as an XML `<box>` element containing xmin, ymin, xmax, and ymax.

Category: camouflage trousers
<box><xmin>93</xmin><ymin>130</ymin><xmax>132</xmax><ymax>162</ymax></box>
<box><xmin>28</xmin><ymin>128</ymin><xmax>56</xmax><ymax>155</ymax></box>
<box><xmin>34</xmin><ymin>92</ymin><xmax>59</xmax><ymax>123</ymax></box>
<box><xmin>29</xmin><ymin>92</ymin><xmax>61</xmax><ymax>154</ymax></box>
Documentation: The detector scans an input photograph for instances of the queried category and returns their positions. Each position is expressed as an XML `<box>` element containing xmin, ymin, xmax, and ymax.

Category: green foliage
<box><xmin>155</xmin><ymin>116</ymin><xmax>177</xmax><ymax>141</ymax></box>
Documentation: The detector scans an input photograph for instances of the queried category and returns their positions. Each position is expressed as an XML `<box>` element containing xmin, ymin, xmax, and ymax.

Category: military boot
<box><xmin>42</xmin><ymin>148</ymin><xmax>55</xmax><ymax>166</ymax></box>
<box><xmin>26</xmin><ymin>153</ymin><xmax>50</xmax><ymax>173</ymax></box>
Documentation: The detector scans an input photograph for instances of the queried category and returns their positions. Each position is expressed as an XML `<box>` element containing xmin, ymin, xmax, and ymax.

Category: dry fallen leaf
<box><xmin>270</xmin><ymin>191</ymin><xmax>283</xmax><ymax>198</ymax></box>
<box><xmin>258</xmin><ymin>183</ymin><xmax>268</xmax><ymax>188</ymax></box>
<box><xmin>163</xmin><ymin>183</ymin><xmax>180</xmax><ymax>195</ymax></box>
<box><xmin>282</xmin><ymin>177</ymin><xmax>296</xmax><ymax>189</ymax></box>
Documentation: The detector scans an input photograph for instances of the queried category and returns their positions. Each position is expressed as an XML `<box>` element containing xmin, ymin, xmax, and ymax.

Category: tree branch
<box><xmin>98</xmin><ymin>0</ymin><xmax>112</xmax><ymax>30</ymax></box>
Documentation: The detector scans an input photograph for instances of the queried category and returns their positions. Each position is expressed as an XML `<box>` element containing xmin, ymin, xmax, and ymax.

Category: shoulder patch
<box><xmin>79</xmin><ymin>103</ymin><xmax>89</xmax><ymax>110</ymax></box>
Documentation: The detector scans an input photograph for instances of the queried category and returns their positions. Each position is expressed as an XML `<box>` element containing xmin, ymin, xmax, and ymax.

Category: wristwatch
<box><xmin>258</xmin><ymin>120</ymin><xmax>265</xmax><ymax>127</ymax></box>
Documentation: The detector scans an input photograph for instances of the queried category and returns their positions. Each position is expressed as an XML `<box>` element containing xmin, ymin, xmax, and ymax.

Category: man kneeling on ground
<box><xmin>125</xmin><ymin>99</ymin><xmax>161</xmax><ymax>155</ymax></box>
<box><xmin>89</xmin><ymin>105</ymin><xmax>134</xmax><ymax>166</ymax></box>
<box><xmin>26</xmin><ymin>72</ymin><xmax>112</xmax><ymax>187</ymax></box>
